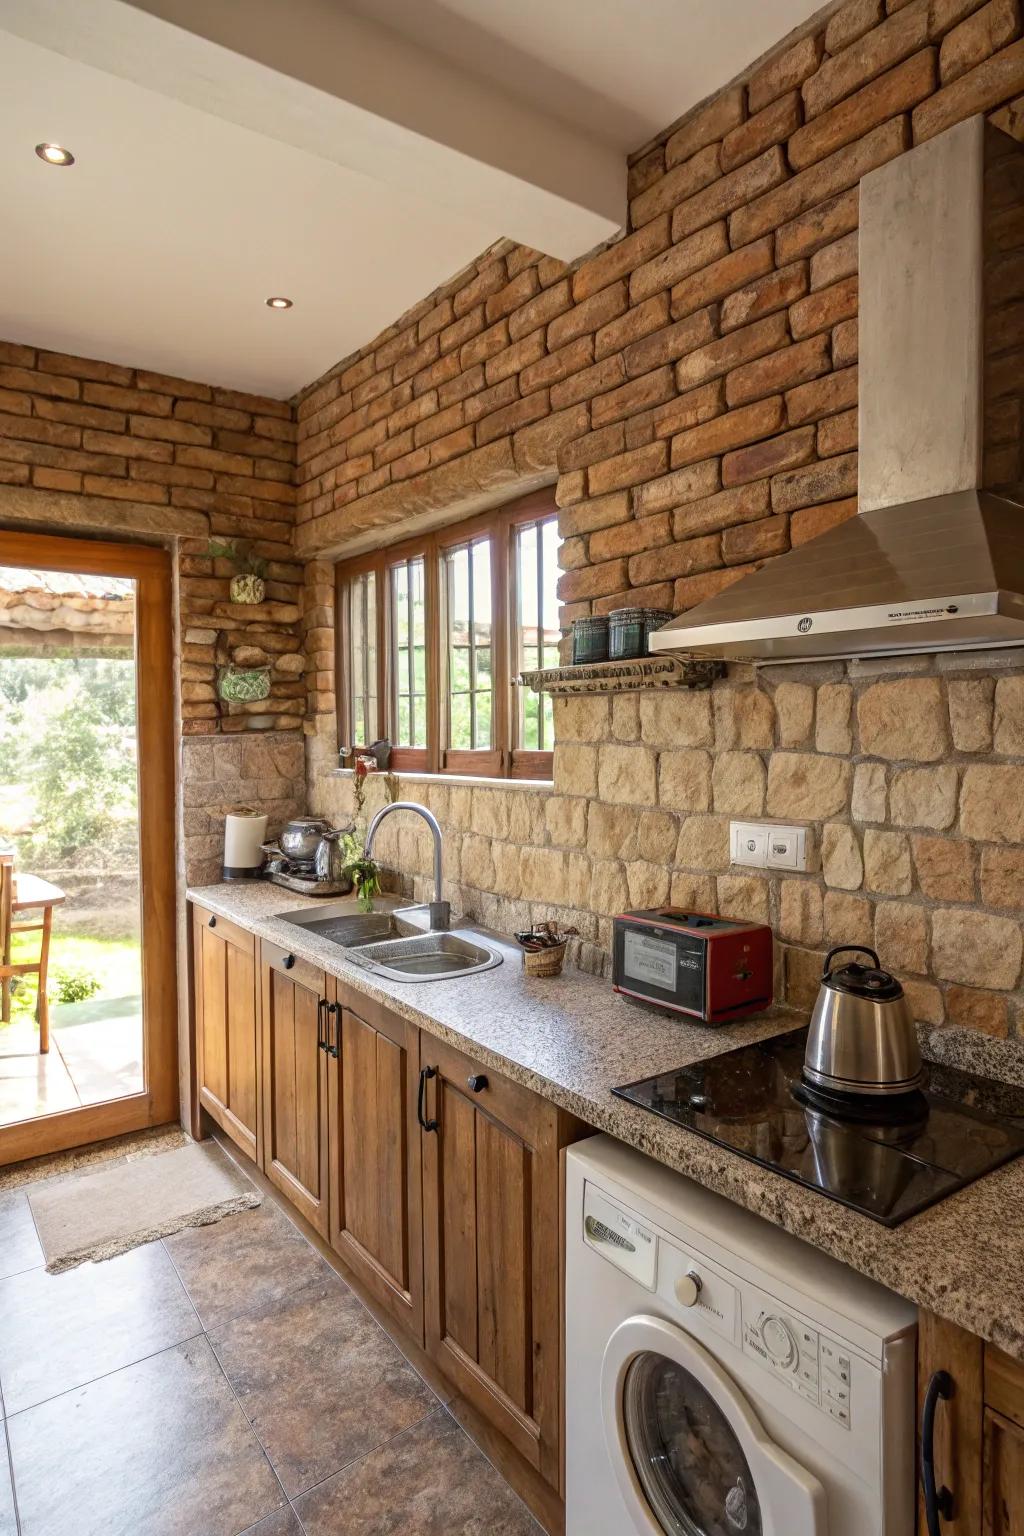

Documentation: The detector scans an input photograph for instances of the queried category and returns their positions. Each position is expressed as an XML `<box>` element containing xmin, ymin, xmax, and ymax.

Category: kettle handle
<box><xmin>823</xmin><ymin>945</ymin><xmax>880</xmax><ymax>978</ymax></box>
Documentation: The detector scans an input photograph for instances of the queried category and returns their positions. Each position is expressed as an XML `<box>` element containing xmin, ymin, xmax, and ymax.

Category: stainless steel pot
<box><xmin>803</xmin><ymin>945</ymin><xmax>924</xmax><ymax>1097</ymax></box>
<box><xmin>279</xmin><ymin>816</ymin><xmax>332</xmax><ymax>863</ymax></box>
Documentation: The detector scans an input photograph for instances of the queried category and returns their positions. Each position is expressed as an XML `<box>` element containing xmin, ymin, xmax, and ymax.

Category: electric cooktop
<box><xmin>613</xmin><ymin>1028</ymin><xmax>1024</xmax><ymax>1227</ymax></box>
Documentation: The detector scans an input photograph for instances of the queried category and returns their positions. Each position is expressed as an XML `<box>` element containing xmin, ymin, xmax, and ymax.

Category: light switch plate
<box><xmin>730</xmin><ymin>822</ymin><xmax>809</xmax><ymax>872</ymax></box>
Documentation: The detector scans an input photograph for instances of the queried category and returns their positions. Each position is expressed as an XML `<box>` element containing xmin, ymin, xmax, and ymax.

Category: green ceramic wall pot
<box><xmin>230</xmin><ymin>574</ymin><xmax>266</xmax><ymax>605</ymax></box>
<box><xmin>218</xmin><ymin>666</ymin><xmax>271</xmax><ymax>703</ymax></box>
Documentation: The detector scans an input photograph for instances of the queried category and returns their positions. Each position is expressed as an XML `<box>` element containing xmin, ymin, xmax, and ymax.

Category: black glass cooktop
<box><xmin>613</xmin><ymin>1029</ymin><xmax>1024</xmax><ymax>1227</ymax></box>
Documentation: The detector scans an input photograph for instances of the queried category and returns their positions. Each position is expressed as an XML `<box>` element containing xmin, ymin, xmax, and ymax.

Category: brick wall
<box><xmin>304</xmin><ymin>0</ymin><xmax>1024</xmax><ymax>1049</ymax></box>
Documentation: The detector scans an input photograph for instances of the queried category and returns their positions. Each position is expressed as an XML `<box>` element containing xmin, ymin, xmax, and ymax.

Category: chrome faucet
<box><xmin>363</xmin><ymin>800</ymin><xmax>450</xmax><ymax>931</ymax></box>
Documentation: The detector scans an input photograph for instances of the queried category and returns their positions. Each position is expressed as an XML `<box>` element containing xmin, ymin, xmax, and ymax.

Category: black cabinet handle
<box><xmin>417</xmin><ymin>1066</ymin><xmax>439</xmax><ymax>1133</ymax></box>
<box><xmin>467</xmin><ymin>1074</ymin><xmax>488</xmax><ymax>1093</ymax></box>
<box><xmin>316</xmin><ymin>997</ymin><xmax>328</xmax><ymax>1052</ymax></box>
<box><xmin>326</xmin><ymin>1002</ymin><xmax>340</xmax><ymax>1059</ymax></box>
<box><xmin>208</xmin><ymin>915</ymin><xmax>217</xmax><ymax>928</ymax></box>
<box><xmin>283</xmin><ymin>953</ymin><xmax>295</xmax><ymax>970</ymax></box>
<box><xmin>921</xmin><ymin>1369</ymin><xmax>954</xmax><ymax>1536</ymax></box>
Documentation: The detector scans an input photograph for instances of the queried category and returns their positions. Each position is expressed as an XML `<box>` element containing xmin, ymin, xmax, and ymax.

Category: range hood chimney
<box><xmin>650</xmin><ymin>115</ymin><xmax>1024</xmax><ymax>663</ymax></box>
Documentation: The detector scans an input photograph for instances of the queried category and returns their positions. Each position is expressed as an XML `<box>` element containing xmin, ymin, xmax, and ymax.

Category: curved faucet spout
<box><xmin>363</xmin><ymin>800</ymin><xmax>449</xmax><ymax>930</ymax></box>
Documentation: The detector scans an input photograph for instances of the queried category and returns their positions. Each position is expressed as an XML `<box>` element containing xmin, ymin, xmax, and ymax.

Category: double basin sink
<box><xmin>277</xmin><ymin>903</ymin><xmax>502</xmax><ymax>983</ymax></box>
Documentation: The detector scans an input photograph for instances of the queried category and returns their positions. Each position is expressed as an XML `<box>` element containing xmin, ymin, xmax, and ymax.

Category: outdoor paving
<box><xmin>0</xmin><ymin>1001</ymin><xmax>143</xmax><ymax>1127</ymax></box>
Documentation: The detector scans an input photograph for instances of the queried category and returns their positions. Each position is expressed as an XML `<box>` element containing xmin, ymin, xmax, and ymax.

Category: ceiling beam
<box><xmin>2</xmin><ymin>0</ymin><xmax>625</xmax><ymax>261</ymax></box>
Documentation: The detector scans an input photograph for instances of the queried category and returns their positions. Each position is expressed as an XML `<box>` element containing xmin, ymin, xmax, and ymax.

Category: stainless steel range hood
<box><xmin>650</xmin><ymin>115</ymin><xmax>1024</xmax><ymax>663</ymax></box>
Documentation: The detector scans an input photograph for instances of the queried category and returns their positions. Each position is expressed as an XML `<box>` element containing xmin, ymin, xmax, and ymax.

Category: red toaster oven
<box><xmin>612</xmin><ymin>907</ymin><xmax>773</xmax><ymax>1024</ymax></box>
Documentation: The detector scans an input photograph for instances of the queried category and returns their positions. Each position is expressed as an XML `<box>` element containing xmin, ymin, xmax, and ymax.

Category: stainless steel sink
<box><xmin>276</xmin><ymin>899</ymin><xmax>502</xmax><ymax>982</ymax></box>
<box><xmin>346</xmin><ymin>931</ymin><xmax>501</xmax><ymax>981</ymax></box>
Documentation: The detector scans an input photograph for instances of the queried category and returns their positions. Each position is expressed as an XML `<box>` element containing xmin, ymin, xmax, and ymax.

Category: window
<box><xmin>336</xmin><ymin>489</ymin><xmax>559</xmax><ymax>778</ymax></box>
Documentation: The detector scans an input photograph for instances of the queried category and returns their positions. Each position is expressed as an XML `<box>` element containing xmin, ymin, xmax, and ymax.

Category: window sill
<box><xmin>330</xmin><ymin>768</ymin><xmax>553</xmax><ymax>791</ymax></box>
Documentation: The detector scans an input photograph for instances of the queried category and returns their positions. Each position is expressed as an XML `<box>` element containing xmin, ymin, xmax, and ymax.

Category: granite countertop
<box><xmin>190</xmin><ymin>881</ymin><xmax>1024</xmax><ymax>1360</ymax></box>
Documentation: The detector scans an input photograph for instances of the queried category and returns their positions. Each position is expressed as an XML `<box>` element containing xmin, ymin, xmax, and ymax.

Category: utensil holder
<box><xmin>522</xmin><ymin>940</ymin><xmax>568</xmax><ymax>978</ymax></box>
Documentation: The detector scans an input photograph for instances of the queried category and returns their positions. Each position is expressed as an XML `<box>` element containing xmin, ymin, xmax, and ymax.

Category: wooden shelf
<box><xmin>517</xmin><ymin>655</ymin><xmax>725</xmax><ymax>696</ymax></box>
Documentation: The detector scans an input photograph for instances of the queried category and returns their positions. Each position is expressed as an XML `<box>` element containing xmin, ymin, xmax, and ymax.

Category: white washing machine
<box><xmin>566</xmin><ymin>1136</ymin><xmax>917</xmax><ymax>1536</ymax></box>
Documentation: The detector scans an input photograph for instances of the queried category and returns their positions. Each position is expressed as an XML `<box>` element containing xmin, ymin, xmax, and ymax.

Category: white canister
<box><xmin>223</xmin><ymin>809</ymin><xmax>269</xmax><ymax>879</ymax></box>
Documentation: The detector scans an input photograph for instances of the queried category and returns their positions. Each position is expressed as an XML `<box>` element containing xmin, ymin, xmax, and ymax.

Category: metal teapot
<box><xmin>314</xmin><ymin>827</ymin><xmax>352</xmax><ymax>885</ymax></box>
<box><xmin>803</xmin><ymin>946</ymin><xmax>923</xmax><ymax>1098</ymax></box>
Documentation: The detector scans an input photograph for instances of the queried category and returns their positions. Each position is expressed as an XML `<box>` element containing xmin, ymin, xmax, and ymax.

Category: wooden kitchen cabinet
<box><xmin>419</xmin><ymin>1033</ymin><xmax>585</xmax><ymax>1492</ymax></box>
<box><xmin>260</xmin><ymin>940</ymin><xmax>331</xmax><ymax>1237</ymax></box>
<box><xmin>192</xmin><ymin>905</ymin><xmax>260</xmax><ymax>1160</ymax></box>
<box><xmin>326</xmin><ymin>984</ymin><xmax>424</xmax><ymax>1341</ymax></box>
<box><xmin>918</xmin><ymin>1312</ymin><xmax>1024</xmax><ymax>1535</ymax></box>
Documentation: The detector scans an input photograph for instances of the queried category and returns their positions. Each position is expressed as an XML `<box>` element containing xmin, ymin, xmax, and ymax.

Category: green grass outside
<box><xmin>3</xmin><ymin>931</ymin><xmax>141</xmax><ymax>1025</ymax></box>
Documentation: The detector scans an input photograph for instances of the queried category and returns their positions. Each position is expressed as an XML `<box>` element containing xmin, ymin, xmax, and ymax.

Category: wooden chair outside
<box><xmin>0</xmin><ymin>857</ymin><xmax>66</xmax><ymax>1053</ymax></box>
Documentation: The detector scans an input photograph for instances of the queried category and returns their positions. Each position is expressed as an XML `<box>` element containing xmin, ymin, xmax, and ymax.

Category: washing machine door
<box><xmin>601</xmin><ymin>1315</ymin><xmax>827</xmax><ymax>1536</ymax></box>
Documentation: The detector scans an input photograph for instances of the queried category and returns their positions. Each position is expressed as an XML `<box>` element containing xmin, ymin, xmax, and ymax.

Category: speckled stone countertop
<box><xmin>191</xmin><ymin>881</ymin><xmax>1024</xmax><ymax>1360</ymax></box>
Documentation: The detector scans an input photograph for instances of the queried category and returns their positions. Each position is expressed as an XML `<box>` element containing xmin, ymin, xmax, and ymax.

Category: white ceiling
<box><xmin>0</xmin><ymin>0</ymin><xmax>820</xmax><ymax>400</ymax></box>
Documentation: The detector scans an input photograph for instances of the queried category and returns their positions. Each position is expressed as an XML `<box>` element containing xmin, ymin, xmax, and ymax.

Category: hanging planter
<box><xmin>229</xmin><ymin>572</ymin><xmax>266</xmax><ymax>605</ymax></box>
<box><xmin>218</xmin><ymin>666</ymin><xmax>271</xmax><ymax>703</ymax></box>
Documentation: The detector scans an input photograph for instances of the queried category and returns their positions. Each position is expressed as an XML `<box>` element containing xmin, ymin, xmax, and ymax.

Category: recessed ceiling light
<box><xmin>35</xmin><ymin>142</ymin><xmax>74</xmax><ymax>167</ymax></box>
<box><xmin>265</xmin><ymin>296</ymin><xmax>293</xmax><ymax>310</ymax></box>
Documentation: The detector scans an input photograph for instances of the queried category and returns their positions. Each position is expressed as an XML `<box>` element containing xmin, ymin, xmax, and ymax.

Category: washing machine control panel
<box><xmin>742</xmin><ymin>1291</ymin><xmax>852</xmax><ymax>1429</ymax></box>
<box><xmin>582</xmin><ymin>1183</ymin><xmax>658</xmax><ymax>1289</ymax></box>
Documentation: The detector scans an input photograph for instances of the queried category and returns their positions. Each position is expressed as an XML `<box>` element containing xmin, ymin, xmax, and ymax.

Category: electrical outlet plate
<box><xmin>730</xmin><ymin>821</ymin><xmax>808</xmax><ymax>872</ymax></box>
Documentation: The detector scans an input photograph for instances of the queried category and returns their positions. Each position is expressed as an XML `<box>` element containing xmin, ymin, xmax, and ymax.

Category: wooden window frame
<box><xmin>335</xmin><ymin>488</ymin><xmax>557</xmax><ymax>779</ymax></box>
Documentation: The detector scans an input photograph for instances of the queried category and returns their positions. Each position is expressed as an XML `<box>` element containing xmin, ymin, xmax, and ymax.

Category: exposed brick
<box><xmin>82</xmin><ymin>382</ymin><xmax>173</xmax><ymax>417</ymax></box>
<box><xmin>508</xmin><ymin>279</ymin><xmax>572</xmax><ymax>341</ymax></box>
<box><xmin>43</xmin><ymin>352</ymin><xmax>135</xmax><ymax>387</ymax></box>
<box><xmin>520</xmin><ymin>336</ymin><xmax>594</xmax><ymax>393</ymax></box>
<box><xmin>653</xmin><ymin>379</ymin><xmax>726</xmax><ymax>438</ymax></box>
<box><xmin>931</xmin><ymin>0</ymin><xmax>993</xmax><ymax>33</ymax></box>
<box><xmin>670</xmin><ymin>236</ymin><xmax>775</xmax><ymax>321</ymax></box>
<box><xmin>730</xmin><ymin>118</ymin><xmax>909</xmax><ymax>247</ymax></box>
<box><xmin>573</xmin><ymin>218</ymin><xmax>671</xmax><ymax>301</ymax></box>
<box><xmin>630</xmin><ymin>533</ymin><xmax>721</xmax><ymax>585</ymax></box>
<box><xmin>452</xmin><ymin>259</ymin><xmax>507</xmax><ymax>317</ymax></box>
<box><xmin>810</xmin><ymin>232</ymin><xmax>860</xmax><ymax>290</ymax></box>
<box><xmin>551</xmin><ymin>356</ymin><xmax>626</xmax><ymax>410</ymax></box>
<box><xmin>556</xmin><ymin>558</ymin><xmax>629</xmax><ymax>601</ymax></box>
<box><xmin>0</xmin><ymin>342</ymin><xmax>35</xmax><ymax>368</ymax></box>
<box><xmin>630</xmin><ymin>143</ymin><xmax>722</xmax><ymax>227</ymax></box>
<box><xmin>0</xmin><ymin>461</ymin><xmax>29</xmax><ymax>485</ymax></box>
<box><xmin>775</xmin><ymin>187</ymin><xmax>860</xmax><ymax>263</ymax></box>
<box><xmin>622</xmin><ymin>307</ymin><xmax>717</xmax><ymax>377</ymax></box>
<box><xmin>940</xmin><ymin>0</ymin><xmax>1021</xmax><ymax>81</ymax></box>
<box><xmin>592</xmin><ymin>367</ymin><xmax>675</xmax><ymax>429</ymax></box>
<box><xmin>596</xmin><ymin>295</ymin><xmax>670</xmax><ymax>360</ymax></box>
<box><xmin>727</xmin><ymin>334</ymin><xmax>831</xmax><ymax>407</ymax></box>
<box><xmin>628</xmin><ymin>145</ymin><xmax>666</xmax><ymax>200</ymax></box>
<box><xmin>83</xmin><ymin>474</ymin><xmax>167</xmax><ymax>503</ymax></box>
<box><xmin>484</xmin><ymin>329</ymin><xmax>545</xmax><ymax>387</ymax></box>
<box><xmin>791</xmin><ymin>495</ymin><xmax>859</xmax><ymax>542</ymax></box>
<box><xmin>721</xmin><ymin>92</ymin><xmax>802</xmax><ymax>173</ymax></box>
<box><xmin>786</xmin><ymin>364</ymin><xmax>859</xmax><ymax>424</ymax></box>
<box><xmin>588</xmin><ymin>440</ymin><xmax>668</xmax><ymax>495</ymax></box>
<box><xmin>803</xmin><ymin>0</ymin><xmax>930</xmax><ymax>116</ymax></box>
<box><xmin>790</xmin><ymin>275</ymin><xmax>859</xmax><ymax>338</ymax></box>
<box><xmin>630</xmin><ymin>222</ymin><xmax>730</xmax><ymax>305</ymax></box>
<box><xmin>722</xmin><ymin>511</ymin><xmax>790</xmax><ymax>562</ymax></box>
<box><xmin>672</xmin><ymin>146</ymin><xmax>788</xmax><ymax>242</ymax></box>
<box><xmin>590</xmin><ymin>512</ymin><xmax>672</xmax><ymax>562</ymax></box>
<box><xmin>417</xmin><ymin>298</ymin><xmax>455</xmax><ymax>342</ymax></box>
<box><xmin>748</xmin><ymin>34</ymin><xmax>826</xmax><ymax>114</ymax></box>
<box><xmin>485</xmin><ymin>266</ymin><xmax>540</xmax><ymax>323</ymax></box>
<box><xmin>790</xmin><ymin>49</ymin><xmax>937</xmax><ymax>169</ymax></box>
<box><xmin>558</xmin><ymin>491</ymin><xmax>631</xmax><ymax>536</ymax></box>
<box><xmin>31</xmin><ymin>466</ymin><xmax>81</xmax><ymax>491</ymax></box>
<box><xmin>675</xmin><ymin>312</ymin><xmax>789</xmax><ymax>392</ymax></box>
<box><xmin>0</xmin><ymin>365</ymin><xmax>79</xmax><ymax>401</ymax></box>
<box><xmin>440</xmin><ymin>307</ymin><xmax>485</xmax><ymax>356</ymax></box>
<box><xmin>674</xmin><ymin>564</ymin><xmax>754</xmax><ymax>609</ymax></box>
<box><xmin>827</xmin><ymin>0</ymin><xmax>886</xmax><ymax>53</ymax></box>
<box><xmin>562</xmin><ymin>422</ymin><xmax>626</xmax><ymax>472</ymax></box>
<box><xmin>722</xmin><ymin>425</ymin><xmax>817</xmax><ymax>485</ymax></box>
<box><xmin>833</xmin><ymin>317</ymin><xmax>860</xmax><ymax>365</ymax></box>
<box><xmin>771</xmin><ymin>451</ymin><xmax>859</xmax><ymax>511</ymax></box>
<box><xmin>633</xmin><ymin>457</ymin><xmax>721</xmax><ymax>517</ymax></box>
<box><xmin>594</xmin><ymin>581</ymin><xmax>676</xmax><ymax>615</ymax></box>
<box><xmin>818</xmin><ymin>406</ymin><xmax>859</xmax><ymax>455</ymax></box>
<box><xmin>671</xmin><ymin>396</ymin><xmax>785</xmax><ymax>468</ymax></box>
<box><xmin>665</xmin><ymin>86</ymin><xmax>747</xmax><ymax>166</ymax></box>
<box><xmin>720</xmin><ymin>261</ymin><xmax>809</xmax><ymax>332</ymax></box>
<box><xmin>548</xmin><ymin>282</ymin><xmax>629</xmax><ymax>349</ymax></box>
<box><xmin>915</xmin><ymin>37</ymin><xmax>1024</xmax><ymax>137</ymax></box>
<box><xmin>0</xmin><ymin>412</ymin><xmax>78</xmax><ymax>448</ymax></box>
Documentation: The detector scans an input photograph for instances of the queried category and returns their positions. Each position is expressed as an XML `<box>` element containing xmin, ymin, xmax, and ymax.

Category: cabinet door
<box><xmin>260</xmin><ymin>942</ymin><xmax>330</xmax><ymax>1236</ymax></box>
<box><xmin>986</xmin><ymin>1409</ymin><xmax>1024</xmax><ymax>1535</ymax></box>
<box><xmin>420</xmin><ymin>1035</ymin><xmax>563</xmax><ymax>1489</ymax></box>
<box><xmin>192</xmin><ymin>906</ymin><xmax>259</xmax><ymax>1159</ymax></box>
<box><xmin>327</xmin><ymin>987</ymin><xmax>423</xmax><ymax>1340</ymax></box>
<box><xmin>918</xmin><ymin>1310</ymin><xmax>984</xmax><ymax>1536</ymax></box>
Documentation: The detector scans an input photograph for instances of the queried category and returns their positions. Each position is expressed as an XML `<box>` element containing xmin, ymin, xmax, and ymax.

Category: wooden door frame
<box><xmin>0</xmin><ymin>529</ymin><xmax>179</xmax><ymax>1163</ymax></box>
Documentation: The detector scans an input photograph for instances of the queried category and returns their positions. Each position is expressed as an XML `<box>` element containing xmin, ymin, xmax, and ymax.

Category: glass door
<box><xmin>0</xmin><ymin>532</ymin><xmax>177</xmax><ymax>1164</ymax></box>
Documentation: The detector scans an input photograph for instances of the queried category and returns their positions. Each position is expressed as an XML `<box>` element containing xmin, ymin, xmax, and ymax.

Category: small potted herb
<box><xmin>209</xmin><ymin>538</ymin><xmax>268</xmax><ymax>605</ymax></box>
<box><xmin>342</xmin><ymin>833</ymin><xmax>381</xmax><ymax>913</ymax></box>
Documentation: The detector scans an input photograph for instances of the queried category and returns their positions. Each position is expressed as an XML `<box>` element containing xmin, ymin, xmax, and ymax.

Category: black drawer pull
<box><xmin>208</xmin><ymin>915</ymin><xmax>217</xmax><ymax>928</ymax></box>
<box><xmin>316</xmin><ymin>997</ymin><xmax>328</xmax><ymax>1052</ymax></box>
<box><xmin>468</xmin><ymin>1074</ymin><xmax>488</xmax><ymax>1093</ymax></box>
<box><xmin>326</xmin><ymin>1001</ymin><xmax>340</xmax><ymax>1058</ymax></box>
<box><xmin>417</xmin><ymin>1066</ymin><xmax>439</xmax><ymax>1132</ymax></box>
<box><xmin>282</xmin><ymin>953</ymin><xmax>295</xmax><ymax>970</ymax></box>
<box><xmin>921</xmin><ymin>1369</ymin><xmax>954</xmax><ymax>1536</ymax></box>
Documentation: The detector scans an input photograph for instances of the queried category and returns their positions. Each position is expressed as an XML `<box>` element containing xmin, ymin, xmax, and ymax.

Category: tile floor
<box><xmin>0</xmin><ymin>1164</ymin><xmax>543</xmax><ymax>1536</ymax></box>
<box><xmin>0</xmin><ymin>1000</ymin><xmax>143</xmax><ymax>1128</ymax></box>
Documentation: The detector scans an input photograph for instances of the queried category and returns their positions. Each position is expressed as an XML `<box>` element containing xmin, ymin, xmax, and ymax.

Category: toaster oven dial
<box><xmin>760</xmin><ymin>1314</ymin><xmax>798</xmax><ymax>1370</ymax></box>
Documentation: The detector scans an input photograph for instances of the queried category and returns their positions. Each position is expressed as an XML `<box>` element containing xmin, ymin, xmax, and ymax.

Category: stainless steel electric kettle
<box><xmin>803</xmin><ymin>946</ymin><xmax>924</xmax><ymax>1098</ymax></box>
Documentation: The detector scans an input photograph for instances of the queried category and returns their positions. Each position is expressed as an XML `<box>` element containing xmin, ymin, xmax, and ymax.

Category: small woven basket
<box><xmin>522</xmin><ymin>940</ymin><xmax>568</xmax><ymax>978</ymax></box>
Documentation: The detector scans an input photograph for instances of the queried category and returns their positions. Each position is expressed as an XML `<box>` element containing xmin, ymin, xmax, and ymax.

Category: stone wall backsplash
<box><xmin>309</xmin><ymin>649</ymin><xmax>1024</xmax><ymax>1041</ymax></box>
<box><xmin>182</xmin><ymin>730</ymin><xmax>305</xmax><ymax>885</ymax></box>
